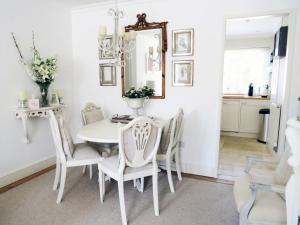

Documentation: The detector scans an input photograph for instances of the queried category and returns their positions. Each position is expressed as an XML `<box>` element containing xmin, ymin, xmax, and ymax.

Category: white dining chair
<box><xmin>98</xmin><ymin>117</ymin><xmax>162</xmax><ymax>225</ymax></box>
<box><xmin>81</xmin><ymin>102</ymin><xmax>118</xmax><ymax>179</ymax></box>
<box><xmin>157</xmin><ymin>108</ymin><xmax>184</xmax><ymax>193</ymax></box>
<box><xmin>48</xmin><ymin>110</ymin><xmax>102</xmax><ymax>203</ymax></box>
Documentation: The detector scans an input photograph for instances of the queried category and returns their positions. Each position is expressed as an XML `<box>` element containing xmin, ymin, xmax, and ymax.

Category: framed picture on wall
<box><xmin>172</xmin><ymin>60</ymin><xmax>194</xmax><ymax>86</ymax></box>
<box><xmin>172</xmin><ymin>29</ymin><xmax>194</xmax><ymax>56</ymax></box>
<box><xmin>99</xmin><ymin>35</ymin><xmax>114</xmax><ymax>59</ymax></box>
<box><xmin>99</xmin><ymin>63</ymin><xmax>116</xmax><ymax>86</ymax></box>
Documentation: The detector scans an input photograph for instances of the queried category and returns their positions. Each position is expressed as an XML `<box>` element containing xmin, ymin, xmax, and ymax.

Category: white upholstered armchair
<box><xmin>234</xmin><ymin>149</ymin><xmax>293</xmax><ymax>225</ymax></box>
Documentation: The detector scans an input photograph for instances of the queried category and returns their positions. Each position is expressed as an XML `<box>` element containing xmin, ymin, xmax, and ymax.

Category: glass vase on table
<box><xmin>36</xmin><ymin>81</ymin><xmax>51</xmax><ymax>107</ymax></box>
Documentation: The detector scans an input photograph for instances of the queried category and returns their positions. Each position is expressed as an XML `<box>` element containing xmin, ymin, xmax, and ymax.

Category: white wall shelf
<box><xmin>15</xmin><ymin>105</ymin><xmax>64</xmax><ymax>144</ymax></box>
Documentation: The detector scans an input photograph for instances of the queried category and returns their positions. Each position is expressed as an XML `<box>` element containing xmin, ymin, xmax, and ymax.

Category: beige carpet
<box><xmin>0</xmin><ymin>168</ymin><xmax>239</xmax><ymax>225</ymax></box>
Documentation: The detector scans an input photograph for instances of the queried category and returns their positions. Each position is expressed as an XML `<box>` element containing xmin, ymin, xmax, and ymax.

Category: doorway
<box><xmin>218</xmin><ymin>13</ymin><xmax>292</xmax><ymax>181</ymax></box>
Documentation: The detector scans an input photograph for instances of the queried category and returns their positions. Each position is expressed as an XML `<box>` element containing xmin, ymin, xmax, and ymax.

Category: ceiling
<box><xmin>226</xmin><ymin>15</ymin><xmax>283</xmax><ymax>39</ymax></box>
<box><xmin>58</xmin><ymin>0</ymin><xmax>131</xmax><ymax>6</ymax></box>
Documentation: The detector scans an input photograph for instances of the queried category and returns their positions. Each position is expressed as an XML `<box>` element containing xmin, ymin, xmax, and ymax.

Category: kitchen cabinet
<box><xmin>221</xmin><ymin>100</ymin><xmax>240</xmax><ymax>132</ymax></box>
<box><xmin>240</xmin><ymin>101</ymin><xmax>269</xmax><ymax>133</ymax></box>
<box><xmin>221</xmin><ymin>99</ymin><xmax>269</xmax><ymax>134</ymax></box>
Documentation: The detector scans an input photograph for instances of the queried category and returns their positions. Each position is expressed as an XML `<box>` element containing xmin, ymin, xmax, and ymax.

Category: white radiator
<box><xmin>267</xmin><ymin>103</ymin><xmax>281</xmax><ymax>152</ymax></box>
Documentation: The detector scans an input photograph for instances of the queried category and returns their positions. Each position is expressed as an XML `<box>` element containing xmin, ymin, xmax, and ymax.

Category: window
<box><xmin>223</xmin><ymin>48</ymin><xmax>270</xmax><ymax>94</ymax></box>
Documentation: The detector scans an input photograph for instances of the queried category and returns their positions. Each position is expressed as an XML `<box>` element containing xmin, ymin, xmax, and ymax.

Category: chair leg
<box><xmin>175</xmin><ymin>150</ymin><xmax>182</xmax><ymax>181</ymax></box>
<box><xmin>98</xmin><ymin>165</ymin><xmax>104</xmax><ymax>203</ymax></box>
<box><xmin>133</xmin><ymin>179</ymin><xmax>137</xmax><ymax>187</ymax></box>
<box><xmin>166</xmin><ymin>158</ymin><xmax>175</xmax><ymax>193</ymax></box>
<box><xmin>153</xmin><ymin>166</ymin><xmax>159</xmax><ymax>216</ymax></box>
<box><xmin>89</xmin><ymin>165</ymin><xmax>93</xmax><ymax>179</ymax></box>
<box><xmin>82</xmin><ymin>165</ymin><xmax>86</xmax><ymax>174</ymax></box>
<box><xmin>140</xmin><ymin>177</ymin><xmax>144</xmax><ymax>192</ymax></box>
<box><xmin>118</xmin><ymin>180</ymin><xmax>127</xmax><ymax>225</ymax></box>
<box><xmin>56</xmin><ymin>165</ymin><xmax>67</xmax><ymax>204</ymax></box>
<box><xmin>135</xmin><ymin>178</ymin><xmax>144</xmax><ymax>192</ymax></box>
<box><xmin>102</xmin><ymin>172</ymin><xmax>105</xmax><ymax>200</ymax></box>
<box><xmin>53</xmin><ymin>158</ymin><xmax>61</xmax><ymax>191</ymax></box>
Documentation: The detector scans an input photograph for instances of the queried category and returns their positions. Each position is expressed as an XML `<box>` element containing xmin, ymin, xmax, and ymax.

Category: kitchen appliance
<box><xmin>267</xmin><ymin>25</ymin><xmax>289</xmax><ymax>153</ymax></box>
<box><xmin>248</xmin><ymin>83</ymin><xmax>254</xmax><ymax>96</ymax></box>
<box><xmin>274</xmin><ymin>26</ymin><xmax>288</xmax><ymax>57</ymax></box>
<box><xmin>260</xmin><ymin>84</ymin><xmax>269</xmax><ymax>98</ymax></box>
<box><xmin>258</xmin><ymin>108</ymin><xmax>270</xmax><ymax>144</ymax></box>
<box><xmin>267</xmin><ymin>103</ymin><xmax>281</xmax><ymax>152</ymax></box>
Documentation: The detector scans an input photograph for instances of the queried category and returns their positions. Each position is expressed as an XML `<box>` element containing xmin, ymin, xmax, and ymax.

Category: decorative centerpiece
<box><xmin>11</xmin><ymin>32</ymin><xmax>57</xmax><ymax>107</ymax></box>
<box><xmin>123</xmin><ymin>86</ymin><xmax>154</xmax><ymax>116</ymax></box>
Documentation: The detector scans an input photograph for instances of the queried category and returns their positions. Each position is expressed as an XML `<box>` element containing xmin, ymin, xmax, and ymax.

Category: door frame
<box><xmin>215</xmin><ymin>9</ymin><xmax>298</xmax><ymax>177</ymax></box>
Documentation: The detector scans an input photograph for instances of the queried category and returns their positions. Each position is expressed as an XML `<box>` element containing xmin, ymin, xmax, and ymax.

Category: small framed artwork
<box><xmin>172</xmin><ymin>60</ymin><xmax>194</xmax><ymax>86</ymax></box>
<box><xmin>99</xmin><ymin>35</ymin><xmax>114</xmax><ymax>59</ymax></box>
<box><xmin>172</xmin><ymin>29</ymin><xmax>194</xmax><ymax>56</ymax></box>
<box><xmin>99</xmin><ymin>63</ymin><xmax>116</xmax><ymax>86</ymax></box>
<box><xmin>49</xmin><ymin>92</ymin><xmax>59</xmax><ymax>106</ymax></box>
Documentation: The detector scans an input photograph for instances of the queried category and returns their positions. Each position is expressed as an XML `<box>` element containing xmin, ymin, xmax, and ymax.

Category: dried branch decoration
<box><xmin>11</xmin><ymin>32</ymin><xmax>24</xmax><ymax>60</ymax></box>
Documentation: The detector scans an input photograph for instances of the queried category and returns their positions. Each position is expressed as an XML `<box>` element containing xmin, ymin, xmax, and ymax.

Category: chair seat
<box><xmin>99</xmin><ymin>155</ymin><xmax>153</xmax><ymax>181</ymax></box>
<box><xmin>234</xmin><ymin>173</ymin><xmax>286</xmax><ymax>225</ymax></box>
<box><xmin>67</xmin><ymin>143</ymin><xmax>102</xmax><ymax>166</ymax></box>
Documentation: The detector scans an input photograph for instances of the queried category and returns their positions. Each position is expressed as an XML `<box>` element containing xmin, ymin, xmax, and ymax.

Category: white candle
<box><xmin>118</xmin><ymin>27</ymin><xmax>125</xmax><ymax>37</ymax></box>
<box><xmin>18</xmin><ymin>90</ymin><xmax>28</xmax><ymax>101</ymax></box>
<box><xmin>98</xmin><ymin>26</ymin><xmax>107</xmax><ymax>38</ymax></box>
<box><xmin>129</xmin><ymin>30</ymin><xmax>137</xmax><ymax>40</ymax></box>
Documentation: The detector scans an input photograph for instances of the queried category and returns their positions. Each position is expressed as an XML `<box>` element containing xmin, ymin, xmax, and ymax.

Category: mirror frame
<box><xmin>121</xmin><ymin>13</ymin><xmax>168</xmax><ymax>99</ymax></box>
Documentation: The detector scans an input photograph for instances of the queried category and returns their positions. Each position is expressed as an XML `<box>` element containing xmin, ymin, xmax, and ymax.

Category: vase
<box><xmin>123</xmin><ymin>96</ymin><xmax>149</xmax><ymax>116</ymax></box>
<box><xmin>36</xmin><ymin>82</ymin><xmax>50</xmax><ymax>107</ymax></box>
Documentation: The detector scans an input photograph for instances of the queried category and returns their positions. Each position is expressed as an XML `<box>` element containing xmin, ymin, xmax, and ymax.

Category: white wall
<box><xmin>72</xmin><ymin>0</ymin><xmax>300</xmax><ymax>177</ymax></box>
<box><xmin>225</xmin><ymin>37</ymin><xmax>274</xmax><ymax>50</ymax></box>
<box><xmin>0</xmin><ymin>0</ymin><xmax>73</xmax><ymax>186</ymax></box>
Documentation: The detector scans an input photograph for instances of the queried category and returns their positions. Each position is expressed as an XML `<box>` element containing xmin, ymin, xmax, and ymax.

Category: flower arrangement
<box><xmin>31</xmin><ymin>50</ymin><xmax>57</xmax><ymax>83</ymax></box>
<box><xmin>125</xmin><ymin>86</ymin><xmax>155</xmax><ymax>98</ymax></box>
<box><xmin>11</xmin><ymin>32</ymin><xmax>57</xmax><ymax>106</ymax></box>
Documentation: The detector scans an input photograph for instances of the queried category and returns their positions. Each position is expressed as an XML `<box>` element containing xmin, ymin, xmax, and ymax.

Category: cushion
<box><xmin>83</xmin><ymin>109</ymin><xmax>104</xmax><ymax>125</ymax></box>
<box><xmin>72</xmin><ymin>143</ymin><xmax>101</xmax><ymax>161</ymax></box>
<box><xmin>99</xmin><ymin>155</ymin><xmax>153</xmax><ymax>181</ymax></box>
<box><xmin>234</xmin><ymin>173</ymin><xmax>286</xmax><ymax>225</ymax></box>
<box><xmin>274</xmin><ymin>150</ymin><xmax>293</xmax><ymax>186</ymax></box>
<box><xmin>58</xmin><ymin>116</ymin><xmax>75</xmax><ymax>159</ymax></box>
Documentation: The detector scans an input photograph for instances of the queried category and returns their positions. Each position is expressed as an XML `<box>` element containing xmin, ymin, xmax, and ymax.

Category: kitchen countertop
<box><xmin>223</xmin><ymin>95</ymin><xmax>270</xmax><ymax>100</ymax></box>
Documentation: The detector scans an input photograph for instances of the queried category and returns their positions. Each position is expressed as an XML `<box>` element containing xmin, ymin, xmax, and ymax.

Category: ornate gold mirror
<box><xmin>121</xmin><ymin>13</ymin><xmax>168</xmax><ymax>99</ymax></box>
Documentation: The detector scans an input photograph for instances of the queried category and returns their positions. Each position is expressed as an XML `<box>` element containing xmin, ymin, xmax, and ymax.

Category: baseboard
<box><xmin>0</xmin><ymin>155</ymin><xmax>56</xmax><ymax>190</ymax></box>
<box><xmin>159</xmin><ymin>162</ymin><xmax>217</xmax><ymax>178</ymax></box>
<box><xmin>221</xmin><ymin>131</ymin><xmax>258</xmax><ymax>138</ymax></box>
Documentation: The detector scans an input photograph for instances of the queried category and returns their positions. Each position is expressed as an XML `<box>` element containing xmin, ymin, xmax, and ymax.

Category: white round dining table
<box><xmin>77</xmin><ymin>118</ymin><xmax>166</xmax><ymax>143</ymax></box>
<box><xmin>77</xmin><ymin>119</ymin><xmax>122</xmax><ymax>143</ymax></box>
